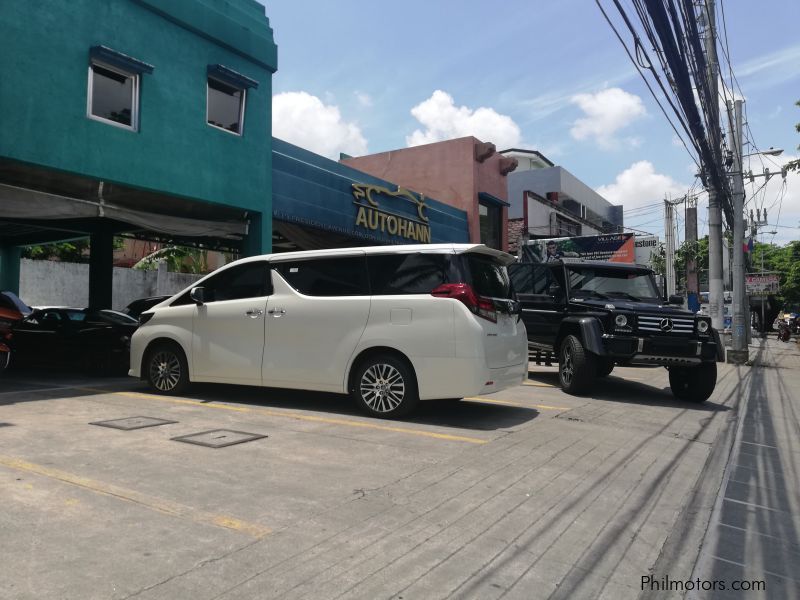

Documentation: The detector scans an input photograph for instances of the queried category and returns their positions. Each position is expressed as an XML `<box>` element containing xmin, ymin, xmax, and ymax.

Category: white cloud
<box><xmin>355</xmin><ymin>91</ymin><xmax>373</xmax><ymax>108</ymax></box>
<box><xmin>406</xmin><ymin>90</ymin><xmax>522</xmax><ymax>149</ymax></box>
<box><xmin>737</xmin><ymin>44</ymin><xmax>800</xmax><ymax>88</ymax></box>
<box><xmin>597</xmin><ymin>161</ymin><xmax>687</xmax><ymax>211</ymax></box>
<box><xmin>570</xmin><ymin>87</ymin><xmax>646</xmax><ymax>148</ymax></box>
<box><xmin>272</xmin><ymin>91</ymin><xmax>367</xmax><ymax>159</ymax></box>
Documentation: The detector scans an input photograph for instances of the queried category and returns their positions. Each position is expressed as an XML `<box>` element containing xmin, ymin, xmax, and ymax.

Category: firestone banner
<box><xmin>520</xmin><ymin>233</ymin><xmax>636</xmax><ymax>264</ymax></box>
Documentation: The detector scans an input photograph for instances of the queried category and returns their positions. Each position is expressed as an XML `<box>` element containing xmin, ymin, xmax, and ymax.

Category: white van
<box><xmin>129</xmin><ymin>244</ymin><xmax>528</xmax><ymax>418</ymax></box>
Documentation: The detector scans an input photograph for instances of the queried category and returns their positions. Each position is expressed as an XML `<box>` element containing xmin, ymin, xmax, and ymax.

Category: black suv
<box><xmin>508</xmin><ymin>259</ymin><xmax>723</xmax><ymax>403</ymax></box>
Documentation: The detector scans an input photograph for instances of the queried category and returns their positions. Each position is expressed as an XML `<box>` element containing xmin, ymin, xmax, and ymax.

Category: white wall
<box><xmin>20</xmin><ymin>259</ymin><xmax>202</xmax><ymax>310</ymax></box>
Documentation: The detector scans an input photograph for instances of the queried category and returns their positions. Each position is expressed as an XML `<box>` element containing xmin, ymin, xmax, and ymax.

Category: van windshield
<box><xmin>465</xmin><ymin>254</ymin><xmax>512</xmax><ymax>299</ymax></box>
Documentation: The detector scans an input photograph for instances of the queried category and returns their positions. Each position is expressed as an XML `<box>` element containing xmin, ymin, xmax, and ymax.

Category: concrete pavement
<box><xmin>0</xmin><ymin>349</ymin><xmax>796</xmax><ymax>599</ymax></box>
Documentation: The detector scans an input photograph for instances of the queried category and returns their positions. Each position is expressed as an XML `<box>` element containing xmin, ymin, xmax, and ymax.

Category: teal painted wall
<box><xmin>0</xmin><ymin>0</ymin><xmax>276</xmax><ymax>222</ymax></box>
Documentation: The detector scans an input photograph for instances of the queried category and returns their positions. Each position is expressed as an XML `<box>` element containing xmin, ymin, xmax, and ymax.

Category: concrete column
<box><xmin>243</xmin><ymin>212</ymin><xmax>271</xmax><ymax>256</ymax></box>
<box><xmin>0</xmin><ymin>246</ymin><xmax>22</xmax><ymax>295</ymax></box>
<box><xmin>89</xmin><ymin>230</ymin><xmax>114</xmax><ymax>309</ymax></box>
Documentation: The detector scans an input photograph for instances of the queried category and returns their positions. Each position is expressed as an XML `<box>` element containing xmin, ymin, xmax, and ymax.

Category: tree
<box><xmin>22</xmin><ymin>237</ymin><xmax>124</xmax><ymax>262</ymax></box>
<box><xmin>133</xmin><ymin>245</ymin><xmax>218</xmax><ymax>274</ymax></box>
<box><xmin>786</xmin><ymin>99</ymin><xmax>800</xmax><ymax>173</ymax></box>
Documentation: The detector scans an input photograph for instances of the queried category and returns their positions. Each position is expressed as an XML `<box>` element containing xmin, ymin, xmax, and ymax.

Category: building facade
<box><xmin>501</xmin><ymin>149</ymin><xmax>623</xmax><ymax>248</ymax></box>
<box><xmin>0</xmin><ymin>0</ymin><xmax>278</xmax><ymax>304</ymax></box>
<box><xmin>342</xmin><ymin>137</ymin><xmax>517</xmax><ymax>251</ymax></box>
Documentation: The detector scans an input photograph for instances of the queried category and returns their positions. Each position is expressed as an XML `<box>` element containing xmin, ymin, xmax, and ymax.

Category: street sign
<box><xmin>745</xmin><ymin>273</ymin><xmax>780</xmax><ymax>295</ymax></box>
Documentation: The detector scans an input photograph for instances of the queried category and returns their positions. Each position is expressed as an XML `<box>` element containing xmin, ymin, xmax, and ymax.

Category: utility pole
<box><xmin>685</xmin><ymin>197</ymin><xmax>699</xmax><ymax>312</ymax></box>
<box><xmin>664</xmin><ymin>197</ymin><xmax>676</xmax><ymax>296</ymax></box>
<box><xmin>728</xmin><ymin>98</ymin><xmax>748</xmax><ymax>363</ymax></box>
<box><xmin>703</xmin><ymin>0</ymin><xmax>726</xmax><ymax>333</ymax></box>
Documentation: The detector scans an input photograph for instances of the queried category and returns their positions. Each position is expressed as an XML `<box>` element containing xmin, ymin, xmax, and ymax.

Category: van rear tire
<box><xmin>351</xmin><ymin>354</ymin><xmax>419</xmax><ymax>419</ymax></box>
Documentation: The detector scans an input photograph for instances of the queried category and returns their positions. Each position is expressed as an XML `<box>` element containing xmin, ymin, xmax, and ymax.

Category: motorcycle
<box><xmin>776</xmin><ymin>318</ymin><xmax>792</xmax><ymax>342</ymax></box>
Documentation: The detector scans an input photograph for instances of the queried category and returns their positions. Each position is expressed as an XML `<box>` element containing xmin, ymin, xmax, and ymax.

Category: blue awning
<box><xmin>90</xmin><ymin>46</ymin><xmax>154</xmax><ymax>74</ymax></box>
<box><xmin>207</xmin><ymin>64</ymin><xmax>259</xmax><ymax>90</ymax></box>
<box><xmin>478</xmin><ymin>191</ymin><xmax>510</xmax><ymax>207</ymax></box>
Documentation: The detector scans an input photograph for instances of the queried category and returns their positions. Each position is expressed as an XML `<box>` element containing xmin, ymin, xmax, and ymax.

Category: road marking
<box><xmin>463</xmin><ymin>397</ymin><xmax>570</xmax><ymax>411</ymax></box>
<box><xmin>0</xmin><ymin>454</ymin><xmax>270</xmax><ymax>538</ymax></box>
<box><xmin>523</xmin><ymin>381</ymin><xmax>555</xmax><ymax>388</ymax></box>
<box><xmin>75</xmin><ymin>388</ymin><xmax>489</xmax><ymax>445</ymax></box>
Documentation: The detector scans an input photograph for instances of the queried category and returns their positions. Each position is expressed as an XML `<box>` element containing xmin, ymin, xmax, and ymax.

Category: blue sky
<box><xmin>262</xmin><ymin>0</ymin><xmax>800</xmax><ymax>244</ymax></box>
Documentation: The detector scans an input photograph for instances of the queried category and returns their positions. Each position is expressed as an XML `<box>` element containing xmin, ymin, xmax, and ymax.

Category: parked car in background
<box><xmin>123</xmin><ymin>295</ymin><xmax>171</xmax><ymax>320</ymax></box>
<box><xmin>0</xmin><ymin>291</ymin><xmax>31</xmax><ymax>331</ymax></box>
<box><xmin>130</xmin><ymin>244</ymin><xmax>527</xmax><ymax>418</ymax></box>
<box><xmin>10</xmin><ymin>308</ymin><xmax>138</xmax><ymax>374</ymax></box>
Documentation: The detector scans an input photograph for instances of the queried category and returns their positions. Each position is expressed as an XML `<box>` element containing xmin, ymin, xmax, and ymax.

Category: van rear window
<box><xmin>367</xmin><ymin>253</ymin><xmax>460</xmax><ymax>295</ymax></box>
<box><xmin>465</xmin><ymin>254</ymin><xmax>512</xmax><ymax>299</ymax></box>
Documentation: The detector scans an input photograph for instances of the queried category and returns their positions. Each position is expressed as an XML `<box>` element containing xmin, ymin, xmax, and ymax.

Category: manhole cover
<box><xmin>90</xmin><ymin>416</ymin><xmax>178</xmax><ymax>431</ymax></box>
<box><xmin>171</xmin><ymin>429</ymin><xmax>267</xmax><ymax>449</ymax></box>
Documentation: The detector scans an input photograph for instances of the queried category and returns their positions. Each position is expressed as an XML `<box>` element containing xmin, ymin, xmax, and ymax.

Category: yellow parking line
<box><xmin>0</xmin><ymin>454</ymin><xmax>270</xmax><ymax>538</ymax></box>
<box><xmin>464</xmin><ymin>397</ymin><xmax>570</xmax><ymax>411</ymax></box>
<box><xmin>523</xmin><ymin>381</ymin><xmax>555</xmax><ymax>388</ymax></box>
<box><xmin>75</xmin><ymin>388</ymin><xmax>488</xmax><ymax>445</ymax></box>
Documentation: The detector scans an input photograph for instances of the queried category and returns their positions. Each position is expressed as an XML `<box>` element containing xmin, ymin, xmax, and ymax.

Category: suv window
<box><xmin>275</xmin><ymin>256</ymin><xmax>369</xmax><ymax>297</ymax></box>
<box><xmin>509</xmin><ymin>264</ymin><xmax>565</xmax><ymax>302</ymax></box>
<box><xmin>367</xmin><ymin>253</ymin><xmax>459</xmax><ymax>295</ymax></box>
<box><xmin>465</xmin><ymin>254</ymin><xmax>512</xmax><ymax>299</ymax></box>
<box><xmin>174</xmin><ymin>262</ymin><xmax>270</xmax><ymax>305</ymax></box>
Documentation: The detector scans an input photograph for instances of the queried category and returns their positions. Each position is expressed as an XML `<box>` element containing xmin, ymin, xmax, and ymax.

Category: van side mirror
<box><xmin>190</xmin><ymin>287</ymin><xmax>205</xmax><ymax>305</ymax></box>
<box><xmin>668</xmin><ymin>294</ymin><xmax>683</xmax><ymax>306</ymax></box>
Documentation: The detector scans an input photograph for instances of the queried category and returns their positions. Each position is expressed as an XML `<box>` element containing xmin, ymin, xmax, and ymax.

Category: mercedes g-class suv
<box><xmin>508</xmin><ymin>259</ymin><xmax>723</xmax><ymax>402</ymax></box>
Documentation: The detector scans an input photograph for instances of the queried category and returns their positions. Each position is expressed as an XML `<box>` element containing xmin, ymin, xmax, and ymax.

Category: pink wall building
<box><xmin>342</xmin><ymin>136</ymin><xmax>517</xmax><ymax>251</ymax></box>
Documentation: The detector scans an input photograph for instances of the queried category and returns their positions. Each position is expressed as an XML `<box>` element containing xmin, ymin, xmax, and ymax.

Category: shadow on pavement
<box><xmin>140</xmin><ymin>382</ymin><xmax>540</xmax><ymax>432</ymax></box>
<box><xmin>527</xmin><ymin>366</ymin><xmax>732</xmax><ymax>412</ymax></box>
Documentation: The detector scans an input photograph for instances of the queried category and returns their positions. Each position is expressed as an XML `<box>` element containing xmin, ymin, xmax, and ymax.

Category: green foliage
<box><xmin>674</xmin><ymin>236</ymin><xmax>710</xmax><ymax>290</ymax></box>
<box><xmin>134</xmin><ymin>245</ymin><xmax>212</xmax><ymax>274</ymax></box>
<box><xmin>22</xmin><ymin>237</ymin><xmax>125</xmax><ymax>262</ymax></box>
<box><xmin>752</xmin><ymin>240</ymin><xmax>800</xmax><ymax>304</ymax></box>
<box><xmin>785</xmin><ymin>99</ymin><xmax>800</xmax><ymax>173</ymax></box>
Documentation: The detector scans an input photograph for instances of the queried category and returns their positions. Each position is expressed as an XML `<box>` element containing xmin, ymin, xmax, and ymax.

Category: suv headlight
<box><xmin>615</xmin><ymin>314</ymin><xmax>628</xmax><ymax>328</ymax></box>
<box><xmin>697</xmin><ymin>319</ymin><xmax>710</xmax><ymax>333</ymax></box>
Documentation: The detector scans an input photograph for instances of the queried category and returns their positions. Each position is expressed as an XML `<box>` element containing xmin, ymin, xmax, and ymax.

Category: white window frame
<box><xmin>86</xmin><ymin>60</ymin><xmax>139</xmax><ymax>131</ymax></box>
<box><xmin>206</xmin><ymin>76</ymin><xmax>246</xmax><ymax>136</ymax></box>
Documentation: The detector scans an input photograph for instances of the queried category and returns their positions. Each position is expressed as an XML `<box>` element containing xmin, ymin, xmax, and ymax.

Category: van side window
<box><xmin>275</xmin><ymin>256</ymin><xmax>368</xmax><ymax>296</ymax></box>
<box><xmin>173</xmin><ymin>262</ymin><xmax>270</xmax><ymax>305</ymax></box>
<box><xmin>367</xmin><ymin>253</ymin><xmax>458</xmax><ymax>295</ymax></box>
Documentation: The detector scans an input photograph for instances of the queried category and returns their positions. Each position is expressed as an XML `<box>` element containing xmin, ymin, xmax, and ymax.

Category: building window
<box><xmin>207</xmin><ymin>77</ymin><xmax>245</xmax><ymax>135</ymax></box>
<box><xmin>479</xmin><ymin>202</ymin><xmax>501</xmax><ymax>249</ymax></box>
<box><xmin>87</xmin><ymin>62</ymin><xmax>138</xmax><ymax>130</ymax></box>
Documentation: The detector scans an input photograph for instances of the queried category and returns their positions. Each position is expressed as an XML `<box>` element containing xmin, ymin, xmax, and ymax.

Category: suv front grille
<box><xmin>638</xmin><ymin>315</ymin><xmax>694</xmax><ymax>335</ymax></box>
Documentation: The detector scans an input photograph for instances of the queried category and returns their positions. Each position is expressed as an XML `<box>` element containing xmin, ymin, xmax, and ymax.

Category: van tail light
<box><xmin>431</xmin><ymin>283</ymin><xmax>497</xmax><ymax>323</ymax></box>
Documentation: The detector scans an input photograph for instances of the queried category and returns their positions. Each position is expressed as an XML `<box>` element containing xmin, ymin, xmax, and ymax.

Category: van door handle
<box><xmin>245</xmin><ymin>309</ymin><xmax>263</xmax><ymax>318</ymax></box>
<box><xmin>267</xmin><ymin>308</ymin><xmax>286</xmax><ymax>317</ymax></box>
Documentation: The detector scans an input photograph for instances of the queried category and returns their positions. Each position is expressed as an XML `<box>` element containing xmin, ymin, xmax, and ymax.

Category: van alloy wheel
<box><xmin>360</xmin><ymin>363</ymin><xmax>406</xmax><ymax>413</ymax></box>
<box><xmin>351</xmin><ymin>354</ymin><xmax>419</xmax><ymax>418</ymax></box>
<box><xmin>146</xmin><ymin>344</ymin><xmax>189</xmax><ymax>394</ymax></box>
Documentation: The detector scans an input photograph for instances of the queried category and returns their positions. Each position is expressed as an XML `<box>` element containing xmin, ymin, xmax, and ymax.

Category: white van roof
<box><xmin>234</xmin><ymin>243</ymin><xmax>516</xmax><ymax>266</ymax></box>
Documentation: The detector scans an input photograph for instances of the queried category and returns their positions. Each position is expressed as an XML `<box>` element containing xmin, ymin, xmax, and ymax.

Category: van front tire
<box><xmin>351</xmin><ymin>354</ymin><xmax>419</xmax><ymax>419</ymax></box>
<box><xmin>145</xmin><ymin>343</ymin><xmax>189</xmax><ymax>395</ymax></box>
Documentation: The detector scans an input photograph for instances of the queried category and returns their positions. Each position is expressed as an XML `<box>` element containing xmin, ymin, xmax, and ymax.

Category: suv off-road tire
<box><xmin>145</xmin><ymin>342</ymin><xmax>189</xmax><ymax>395</ymax></box>
<box><xmin>558</xmin><ymin>335</ymin><xmax>596</xmax><ymax>395</ymax></box>
<box><xmin>596</xmin><ymin>358</ymin><xmax>615</xmax><ymax>378</ymax></box>
<box><xmin>669</xmin><ymin>363</ymin><xmax>716</xmax><ymax>403</ymax></box>
<box><xmin>351</xmin><ymin>354</ymin><xmax>419</xmax><ymax>419</ymax></box>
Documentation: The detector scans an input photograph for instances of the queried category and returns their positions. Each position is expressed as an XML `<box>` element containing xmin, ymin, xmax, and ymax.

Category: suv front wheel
<box><xmin>558</xmin><ymin>335</ymin><xmax>596</xmax><ymax>395</ymax></box>
<box><xmin>668</xmin><ymin>363</ymin><xmax>717</xmax><ymax>403</ymax></box>
<box><xmin>351</xmin><ymin>354</ymin><xmax>420</xmax><ymax>418</ymax></box>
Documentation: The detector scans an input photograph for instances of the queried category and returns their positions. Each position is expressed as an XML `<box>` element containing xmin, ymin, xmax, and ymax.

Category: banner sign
<box><xmin>634</xmin><ymin>235</ymin><xmax>660</xmax><ymax>265</ymax></box>
<box><xmin>520</xmin><ymin>233</ymin><xmax>635</xmax><ymax>264</ymax></box>
<box><xmin>745</xmin><ymin>273</ymin><xmax>780</xmax><ymax>295</ymax></box>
